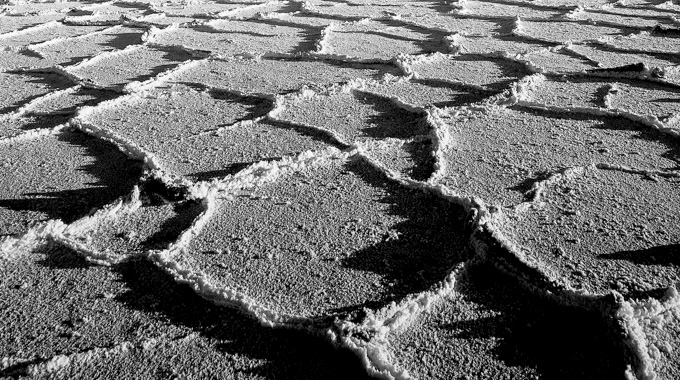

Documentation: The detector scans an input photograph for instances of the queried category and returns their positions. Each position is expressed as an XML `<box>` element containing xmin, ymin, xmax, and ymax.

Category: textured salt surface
<box><xmin>0</xmin><ymin>132</ymin><xmax>141</xmax><ymax>236</ymax></box>
<box><xmin>176</xmin><ymin>154</ymin><xmax>469</xmax><ymax>318</ymax></box>
<box><xmin>1</xmin><ymin>0</ymin><xmax>680</xmax><ymax>379</ymax></box>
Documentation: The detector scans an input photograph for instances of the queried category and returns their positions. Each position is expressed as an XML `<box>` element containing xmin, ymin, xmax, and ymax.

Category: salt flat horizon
<box><xmin>1</xmin><ymin>0</ymin><xmax>679</xmax><ymax>379</ymax></box>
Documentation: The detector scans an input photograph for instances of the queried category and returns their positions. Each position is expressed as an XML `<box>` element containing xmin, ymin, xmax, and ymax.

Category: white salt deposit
<box><xmin>1</xmin><ymin>0</ymin><xmax>679</xmax><ymax>379</ymax></box>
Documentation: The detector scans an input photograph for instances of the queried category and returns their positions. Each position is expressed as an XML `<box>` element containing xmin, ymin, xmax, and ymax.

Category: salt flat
<box><xmin>1</xmin><ymin>0</ymin><xmax>679</xmax><ymax>379</ymax></box>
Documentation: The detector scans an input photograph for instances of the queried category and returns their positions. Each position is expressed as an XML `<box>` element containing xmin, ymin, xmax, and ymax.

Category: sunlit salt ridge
<box><xmin>1</xmin><ymin>0</ymin><xmax>680</xmax><ymax>379</ymax></box>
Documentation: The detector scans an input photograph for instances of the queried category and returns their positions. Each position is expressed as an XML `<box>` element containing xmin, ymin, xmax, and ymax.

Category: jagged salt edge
<box><xmin>144</xmin><ymin>39</ymin><xmax>213</xmax><ymax>58</ymax></box>
<box><xmin>121</xmin><ymin>12</ymin><xmax>173</xmax><ymax>28</ymax></box>
<box><xmin>513</xmin><ymin>45</ymin><xmax>597</xmax><ymax>75</ymax></box>
<box><xmin>298</xmin><ymin>1</ymin><xmax>364</xmax><ymax>22</ymax></box>
<box><xmin>122</xmin><ymin>57</ymin><xmax>207</xmax><ymax>93</ymax></box>
<box><xmin>62</xmin><ymin>186</ymin><xmax>142</xmax><ymax>236</ymax></box>
<box><xmin>485</xmin><ymin>163</ymin><xmax>662</xmax><ymax>296</ymax></box>
<box><xmin>65</xmin><ymin>43</ymin><xmax>145</xmax><ymax>73</ymax></box>
<box><xmin>312</xmin><ymin>51</ymin><xmax>396</xmax><ymax>65</ymax></box>
<box><xmin>50</xmin><ymin>187</ymin><xmax>143</xmax><ymax>266</ymax></box>
<box><xmin>355</xmin><ymin>148</ymin><xmax>475</xmax><ymax>214</ymax></box>
<box><xmin>215</xmin><ymin>0</ymin><xmax>282</xmax><ymax>19</ymax></box>
<box><xmin>386</xmin><ymin>13</ymin><xmax>464</xmax><ymax>36</ymax></box>
<box><xmin>596</xmin><ymin>31</ymin><xmax>677</xmax><ymax>55</ymax></box>
<box><xmin>141</xmin><ymin>22</ymin><xmax>178</xmax><ymax>44</ymax></box>
<box><xmin>614</xmin><ymin>286</ymin><xmax>680</xmax><ymax>380</ymax></box>
<box><xmin>26</xmin><ymin>23</ymin><xmax>122</xmax><ymax>53</ymax></box>
<box><xmin>561</xmin><ymin>6</ymin><xmax>658</xmax><ymax>31</ymax></box>
<box><xmin>562</xmin><ymin>43</ymin><xmax>603</xmax><ymax>68</ymax></box>
<box><xmin>207</xmin><ymin>146</ymin><xmax>355</xmax><ymax>198</ymax></box>
<box><xmin>474</xmin><ymin>162</ymin><xmax>677</xmax><ymax>311</ymax></box>
<box><xmin>562</xmin><ymin>5</ymin><xmax>585</xmax><ymax>20</ymax></box>
<box><xmin>0</xmin><ymin>122</ymin><xmax>69</xmax><ymax>144</ymax></box>
<box><xmin>511</xmin><ymin>16</ymin><xmax>525</xmax><ymax>37</ymax></box>
<box><xmin>464</xmin><ymin>165</ymin><xmax>588</xmax><ymax>297</ymax></box>
<box><xmin>580</xmin><ymin>66</ymin><xmax>679</xmax><ymax>87</ymax></box>
<box><xmin>146</xmin><ymin>150</ymin><xmax>357</xmax><ymax>327</ymax></box>
<box><xmin>395</xmin><ymin>52</ymin><xmax>446</xmax><ymax>77</ymax></box>
<box><xmin>307</xmin><ymin>20</ymin><xmax>400</xmax><ymax>64</ymax></box>
<box><xmin>339</xmin><ymin>264</ymin><xmax>466</xmax><ymax>380</ymax></box>
<box><xmin>66</xmin><ymin>66</ymin><xmax>219</xmax><ymax>170</ymax></box>
<box><xmin>509</xmin><ymin>17</ymin><xmax>607</xmax><ymax>47</ymax></box>
<box><xmin>10</xmin><ymin>64</ymin><xmax>84</xmax><ymax>87</ymax></box>
<box><xmin>425</xmin><ymin>109</ymin><xmax>450</xmax><ymax>185</ymax></box>
<box><xmin>114</xmin><ymin>0</ymin><xmax>160</xmax><ymax>10</ymax></box>
<box><xmin>61</xmin><ymin>15</ymin><xmax>125</xmax><ymax>27</ymax></box>
<box><xmin>595</xmin><ymin>162</ymin><xmax>680</xmax><ymax>179</ymax></box>
<box><xmin>148</xmin><ymin>147</ymin><xmax>465</xmax><ymax>378</ymax></box>
<box><xmin>145</xmin><ymin>200</ymin><xmax>306</xmax><ymax>327</ymax></box>
<box><xmin>27</xmin><ymin>49</ymin><xmax>194</xmax><ymax>95</ymax></box>
<box><xmin>178</xmin><ymin>79</ymin><xmax>278</xmax><ymax>111</ymax></box>
<box><xmin>516</xmin><ymin>97</ymin><xmax>680</xmax><ymax>139</ymax></box>
<box><xmin>508</xmin><ymin>72</ymin><xmax>546</xmax><ymax>103</ymax></box>
<box><xmin>337</xmin><ymin>337</ymin><xmax>408</xmax><ymax>380</ymax></box>
<box><xmin>470</xmin><ymin>221</ymin><xmax>608</xmax><ymax>310</ymax></box>
<box><xmin>0</xmin><ymin>129</ymin><xmax>143</xmax><ymax>257</ymax></box>
<box><xmin>75</xmin><ymin>0</ymin><xmax>116</xmax><ymax>12</ymax></box>
<box><xmin>267</xmin><ymin>92</ymin><xmax>351</xmax><ymax>147</ymax></box>
<box><xmin>6</xmin><ymin>85</ymin><xmax>80</xmax><ymax>118</ymax></box>
<box><xmin>24</xmin><ymin>334</ymin><xmax>188</xmax><ymax>377</ymax></box>
<box><xmin>0</xmin><ymin>19</ymin><xmax>61</xmax><ymax>42</ymax></box>
<box><xmin>514</xmin><ymin>165</ymin><xmax>590</xmax><ymax>212</ymax></box>
<box><xmin>145</xmin><ymin>1</ymin><xmax>199</xmax><ymax>18</ymax></box>
<box><xmin>401</xmin><ymin>53</ymin><xmax>497</xmax><ymax>94</ymax></box>
<box><xmin>510</xmin><ymin>71</ymin><xmax>680</xmax><ymax>137</ymax></box>
<box><xmin>315</xmin><ymin>23</ymin><xmax>335</xmax><ymax>54</ymax></box>
<box><xmin>70</xmin><ymin>108</ymin><xmax>162</xmax><ymax>170</ymax></box>
<box><xmin>0</xmin><ymin>218</ymin><xmax>70</xmax><ymax>260</ymax></box>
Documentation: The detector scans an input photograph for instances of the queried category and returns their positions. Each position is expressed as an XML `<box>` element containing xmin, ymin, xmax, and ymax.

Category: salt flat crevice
<box><xmin>27</xmin><ymin>24</ymin><xmax>147</xmax><ymax>67</ymax></box>
<box><xmin>0</xmin><ymin>21</ymin><xmax>108</xmax><ymax>49</ymax></box>
<box><xmin>149</xmin><ymin>19</ymin><xmax>318</xmax><ymax>57</ymax></box>
<box><xmin>65</xmin><ymin>44</ymin><xmax>196</xmax><ymax>90</ymax></box>
<box><xmin>272</xmin><ymin>86</ymin><xmax>438</xmax><ymax>180</ymax></box>
<box><xmin>320</xmin><ymin>19</ymin><xmax>452</xmax><ymax>62</ymax></box>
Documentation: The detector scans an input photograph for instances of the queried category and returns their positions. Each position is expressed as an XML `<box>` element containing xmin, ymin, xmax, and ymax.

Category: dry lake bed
<box><xmin>1</xmin><ymin>0</ymin><xmax>680</xmax><ymax>379</ymax></box>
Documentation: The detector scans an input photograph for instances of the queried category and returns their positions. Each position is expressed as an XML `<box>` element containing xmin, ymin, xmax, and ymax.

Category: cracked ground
<box><xmin>1</xmin><ymin>0</ymin><xmax>680</xmax><ymax>379</ymax></box>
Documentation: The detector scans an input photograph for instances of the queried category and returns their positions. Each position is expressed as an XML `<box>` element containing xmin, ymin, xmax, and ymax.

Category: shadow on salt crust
<box><xmin>69</xmin><ymin>46</ymin><xmax>194</xmax><ymax>88</ymax></box>
<box><xmin>325</xmin><ymin>20</ymin><xmax>450</xmax><ymax>61</ymax></box>
<box><xmin>0</xmin><ymin>71</ymin><xmax>73</xmax><ymax>114</ymax></box>
<box><xmin>275</xmin><ymin>90</ymin><xmax>436</xmax><ymax>180</ymax></box>
<box><xmin>410</xmin><ymin>54</ymin><xmax>532</xmax><ymax>91</ymax></box>
<box><xmin>170</xmin><ymin>56</ymin><xmax>400</xmax><ymax>95</ymax></box>
<box><xmin>504</xmin><ymin>168</ymin><xmax>680</xmax><ymax>295</ymax></box>
<box><xmin>178</xmin><ymin>155</ymin><xmax>472</xmax><ymax>318</ymax></box>
<box><xmin>0</xmin><ymin>50</ymin><xmax>47</xmax><ymax>70</ymax></box>
<box><xmin>110</xmin><ymin>259</ymin><xmax>373</xmax><ymax>380</ymax></box>
<box><xmin>79</xmin><ymin>84</ymin><xmax>338</xmax><ymax>180</ymax></box>
<box><xmin>389</xmin><ymin>263</ymin><xmax>630</xmax><ymax>380</ymax></box>
<box><xmin>0</xmin><ymin>14</ymin><xmax>65</xmax><ymax>35</ymax></box>
<box><xmin>1</xmin><ymin>114</ymin><xmax>72</xmax><ymax>139</ymax></box>
<box><xmin>63</xmin><ymin>199</ymin><xmax>205</xmax><ymax>263</ymax></box>
<box><xmin>0</xmin><ymin>131</ymin><xmax>142</xmax><ymax>236</ymax></box>
<box><xmin>160</xmin><ymin>19</ymin><xmax>315</xmax><ymax>56</ymax></box>
<box><xmin>32</xmin><ymin>26</ymin><xmax>146</xmax><ymax>67</ymax></box>
<box><xmin>0</xmin><ymin>23</ymin><xmax>106</xmax><ymax>48</ymax></box>
<box><xmin>0</xmin><ymin>246</ymin><xmax>371</xmax><ymax>380</ymax></box>
<box><xmin>438</xmin><ymin>107</ymin><xmax>679</xmax><ymax>208</ymax></box>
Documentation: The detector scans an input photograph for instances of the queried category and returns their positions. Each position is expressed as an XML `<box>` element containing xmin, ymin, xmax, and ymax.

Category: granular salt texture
<box><xmin>0</xmin><ymin>132</ymin><xmax>141</xmax><ymax>236</ymax></box>
<box><xmin>175</xmin><ymin>154</ymin><xmax>470</xmax><ymax>318</ymax></box>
